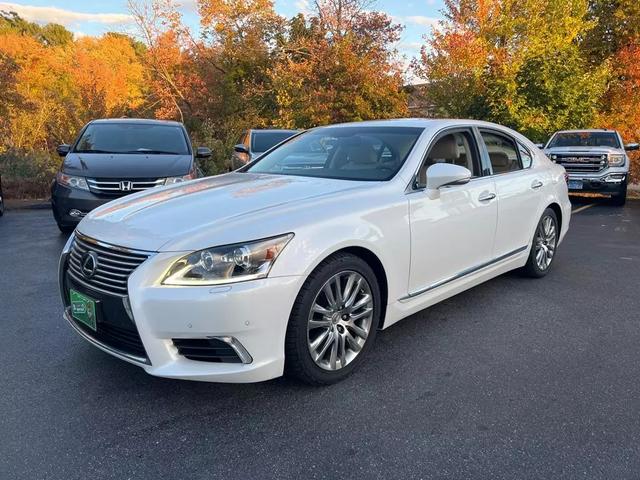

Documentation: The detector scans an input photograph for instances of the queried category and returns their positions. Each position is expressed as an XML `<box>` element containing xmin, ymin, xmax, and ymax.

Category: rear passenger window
<box><xmin>519</xmin><ymin>143</ymin><xmax>533</xmax><ymax>168</ymax></box>
<box><xmin>480</xmin><ymin>131</ymin><xmax>522</xmax><ymax>174</ymax></box>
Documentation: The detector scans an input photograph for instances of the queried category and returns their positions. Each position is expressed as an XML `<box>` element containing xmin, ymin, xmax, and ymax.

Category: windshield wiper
<box><xmin>75</xmin><ymin>149</ymin><xmax>116</xmax><ymax>154</ymax></box>
<box><xmin>123</xmin><ymin>149</ymin><xmax>181</xmax><ymax>155</ymax></box>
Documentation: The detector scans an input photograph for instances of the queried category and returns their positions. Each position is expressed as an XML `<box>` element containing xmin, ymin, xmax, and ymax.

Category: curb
<box><xmin>5</xmin><ymin>199</ymin><xmax>51</xmax><ymax>210</ymax></box>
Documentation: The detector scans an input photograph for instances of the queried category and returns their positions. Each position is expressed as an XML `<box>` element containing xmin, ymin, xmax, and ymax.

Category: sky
<box><xmin>0</xmin><ymin>0</ymin><xmax>445</xmax><ymax>66</ymax></box>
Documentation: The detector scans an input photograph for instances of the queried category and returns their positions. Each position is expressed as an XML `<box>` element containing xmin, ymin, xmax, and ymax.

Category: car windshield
<box><xmin>547</xmin><ymin>132</ymin><xmax>620</xmax><ymax>149</ymax></box>
<box><xmin>74</xmin><ymin>123</ymin><xmax>190</xmax><ymax>155</ymax></box>
<box><xmin>251</xmin><ymin>131</ymin><xmax>297</xmax><ymax>153</ymax></box>
<box><xmin>245</xmin><ymin>126</ymin><xmax>424</xmax><ymax>181</ymax></box>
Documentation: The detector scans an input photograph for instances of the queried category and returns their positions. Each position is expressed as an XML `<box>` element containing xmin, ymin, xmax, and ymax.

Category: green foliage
<box><xmin>0</xmin><ymin>10</ymin><xmax>73</xmax><ymax>46</ymax></box>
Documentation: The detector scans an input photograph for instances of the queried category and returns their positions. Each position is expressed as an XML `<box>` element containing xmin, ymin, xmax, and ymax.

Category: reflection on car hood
<box><xmin>62</xmin><ymin>153</ymin><xmax>192</xmax><ymax>178</ymax></box>
<box><xmin>77</xmin><ymin>173</ymin><xmax>370</xmax><ymax>251</ymax></box>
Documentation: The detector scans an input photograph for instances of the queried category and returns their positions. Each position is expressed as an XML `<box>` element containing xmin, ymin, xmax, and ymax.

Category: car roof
<box><xmin>90</xmin><ymin>118</ymin><xmax>184</xmax><ymax>127</ymax></box>
<box><xmin>314</xmin><ymin>118</ymin><xmax>518</xmax><ymax>130</ymax></box>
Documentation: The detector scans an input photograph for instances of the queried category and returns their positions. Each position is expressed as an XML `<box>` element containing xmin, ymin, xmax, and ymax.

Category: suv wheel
<box><xmin>285</xmin><ymin>253</ymin><xmax>381</xmax><ymax>385</ymax></box>
<box><xmin>521</xmin><ymin>208</ymin><xmax>559</xmax><ymax>278</ymax></box>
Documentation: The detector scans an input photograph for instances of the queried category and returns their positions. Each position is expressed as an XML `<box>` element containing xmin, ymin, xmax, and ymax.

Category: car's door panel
<box><xmin>477</xmin><ymin>129</ymin><xmax>544</xmax><ymax>258</ymax></box>
<box><xmin>407</xmin><ymin>127</ymin><xmax>498</xmax><ymax>296</ymax></box>
<box><xmin>408</xmin><ymin>177</ymin><xmax>498</xmax><ymax>295</ymax></box>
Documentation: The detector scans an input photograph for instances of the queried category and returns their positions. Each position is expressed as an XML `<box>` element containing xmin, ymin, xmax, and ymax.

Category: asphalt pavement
<box><xmin>1</xmin><ymin>198</ymin><xmax>640</xmax><ymax>479</ymax></box>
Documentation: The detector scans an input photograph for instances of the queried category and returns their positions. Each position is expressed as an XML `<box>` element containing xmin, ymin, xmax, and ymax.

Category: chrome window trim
<box><xmin>477</xmin><ymin>127</ymin><xmax>527</xmax><ymax>177</ymax></box>
<box><xmin>399</xmin><ymin>245</ymin><xmax>528</xmax><ymax>301</ymax></box>
<box><xmin>405</xmin><ymin>124</ymin><xmax>483</xmax><ymax>194</ymax></box>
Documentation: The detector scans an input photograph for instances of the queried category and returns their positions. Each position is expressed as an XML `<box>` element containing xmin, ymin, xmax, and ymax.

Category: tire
<box><xmin>0</xmin><ymin>197</ymin><xmax>4</xmax><ymax>217</ymax></box>
<box><xmin>611</xmin><ymin>181</ymin><xmax>627</xmax><ymax>206</ymax></box>
<box><xmin>521</xmin><ymin>208</ymin><xmax>559</xmax><ymax>278</ymax></box>
<box><xmin>284</xmin><ymin>253</ymin><xmax>382</xmax><ymax>385</ymax></box>
<box><xmin>57</xmin><ymin>223</ymin><xmax>75</xmax><ymax>234</ymax></box>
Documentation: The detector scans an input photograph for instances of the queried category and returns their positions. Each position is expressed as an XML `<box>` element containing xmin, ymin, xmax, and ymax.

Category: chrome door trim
<box><xmin>399</xmin><ymin>245</ymin><xmax>528</xmax><ymax>301</ymax></box>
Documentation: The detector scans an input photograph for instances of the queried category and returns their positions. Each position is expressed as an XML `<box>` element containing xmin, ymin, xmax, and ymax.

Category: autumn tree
<box><xmin>270</xmin><ymin>0</ymin><xmax>407</xmax><ymax>128</ymax></box>
<box><xmin>415</xmin><ymin>0</ymin><xmax>609</xmax><ymax>141</ymax></box>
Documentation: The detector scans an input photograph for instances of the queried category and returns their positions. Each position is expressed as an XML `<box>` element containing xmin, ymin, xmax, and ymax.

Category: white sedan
<box><xmin>59</xmin><ymin>119</ymin><xmax>571</xmax><ymax>384</ymax></box>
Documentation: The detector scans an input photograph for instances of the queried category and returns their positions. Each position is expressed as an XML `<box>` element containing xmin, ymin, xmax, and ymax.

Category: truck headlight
<box><xmin>56</xmin><ymin>172</ymin><xmax>89</xmax><ymax>191</ymax></box>
<box><xmin>162</xmin><ymin>233</ymin><xmax>294</xmax><ymax>286</ymax></box>
<box><xmin>608</xmin><ymin>154</ymin><xmax>626</xmax><ymax>167</ymax></box>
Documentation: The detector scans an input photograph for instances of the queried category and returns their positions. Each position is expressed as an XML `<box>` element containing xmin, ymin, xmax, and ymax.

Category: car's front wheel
<box><xmin>611</xmin><ymin>181</ymin><xmax>627</xmax><ymax>206</ymax></box>
<box><xmin>521</xmin><ymin>208</ymin><xmax>559</xmax><ymax>278</ymax></box>
<box><xmin>285</xmin><ymin>253</ymin><xmax>381</xmax><ymax>385</ymax></box>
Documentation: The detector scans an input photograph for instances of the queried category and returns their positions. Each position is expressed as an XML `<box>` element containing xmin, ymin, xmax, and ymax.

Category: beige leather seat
<box><xmin>418</xmin><ymin>134</ymin><xmax>460</xmax><ymax>185</ymax></box>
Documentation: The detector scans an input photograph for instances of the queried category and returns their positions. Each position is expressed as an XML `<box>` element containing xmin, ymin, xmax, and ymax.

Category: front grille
<box><xmin>67</xmin><ymin>234</ymin><xmax>151</xmax><ymax>297</ymax></box>
<box><xmin>87</xmin><ymin>178</ymin><xmax>165</xmax><ymax>196</ymax></box>
<box><xmin>173</xmin><ymin>338</ymin><xmax>243</xmax><ymax>363</ymax></box>
<box><xmin>554</xmin><ymin>155</ymin><xmax>607</xmax><ymax>173</ymax></box>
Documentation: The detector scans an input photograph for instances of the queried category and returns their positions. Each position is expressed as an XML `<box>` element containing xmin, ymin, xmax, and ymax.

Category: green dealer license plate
<box><xmin>70</xmin><ymin>289</ymin><xmax>97</xmax><ymax>331</ymax></box>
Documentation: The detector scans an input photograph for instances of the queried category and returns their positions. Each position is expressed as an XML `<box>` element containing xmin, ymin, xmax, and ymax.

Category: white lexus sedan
<box><xmin>59</xmin><ymin>119</ymin><xmax>571</xmax><ymax>385</ymax></box>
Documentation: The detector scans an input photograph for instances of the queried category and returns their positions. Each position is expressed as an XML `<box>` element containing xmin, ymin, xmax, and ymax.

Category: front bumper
<box><xmin>566</xmin><ymin>172</ymin><xmax>627</xmax><ymax>194</ymax></box>
<box><xmin>60</xmin><ymin>243</ymin><xmax>303</xmax><ymax>383</ymax></box>
<box><xmin>51</xmin><ymin>183</ymin><xmax>113</xmax><ymax>226</ymax></box>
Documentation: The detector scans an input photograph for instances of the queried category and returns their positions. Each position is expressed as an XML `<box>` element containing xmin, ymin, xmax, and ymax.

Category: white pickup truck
<box><xmin>542</xmin><ymin>129</ymin><xmax>638</xmax><ymax>205</ymax></box>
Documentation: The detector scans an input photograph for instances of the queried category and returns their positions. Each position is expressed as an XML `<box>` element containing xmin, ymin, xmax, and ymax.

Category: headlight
<box><xmin>164</xmin><ymin>168</ymin><xmax>197</xmax><ymax>185</ymax></box>
<box><xmin>608</xmin><ymin>154</ymin><xmax>626</xmax><ymax>167</ymax></box>
<box><xmin>162</xmin><ymin>233</ymin><xmax>294</xmax><ymax>286</ymax></box>
<box><xmin>56</xmin><ymin>172</ymin><xmax>89</xmax><ymax>191</ymax></box>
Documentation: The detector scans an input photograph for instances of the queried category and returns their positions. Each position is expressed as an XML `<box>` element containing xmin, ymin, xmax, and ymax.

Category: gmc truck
<box><xmin>542</xmin><ymin>129</ymin><xmax>638</xmax><ymax>206</ymax></box>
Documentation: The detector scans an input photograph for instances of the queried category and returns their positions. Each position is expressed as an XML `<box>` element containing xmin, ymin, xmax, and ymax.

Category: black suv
<box><xmin>51</xmin><ymin>119</ymin><xmax>210</xmax><ymax>232</ymax></box>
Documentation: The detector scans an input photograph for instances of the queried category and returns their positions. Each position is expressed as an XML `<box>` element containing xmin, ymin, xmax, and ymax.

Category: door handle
<box><xmin>531</xmin><ymin>180</ymin><xmax>543</xmax><ymax>189</ymax></box>
<box><xmin>478</xmin><ymin>192</ymin><xmax>496</xmax><ymax>202</ymax></box>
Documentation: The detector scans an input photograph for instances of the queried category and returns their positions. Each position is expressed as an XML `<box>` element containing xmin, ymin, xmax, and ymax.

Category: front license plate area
<box><xmin>568</xmin><ymin>180</ymin><xmax>583</xmax><ymax>190</ymax></box>
<box><xmin>70</xmin><ymin>289</ymin><xmax>97</xmax><ymax>331</ymax></box>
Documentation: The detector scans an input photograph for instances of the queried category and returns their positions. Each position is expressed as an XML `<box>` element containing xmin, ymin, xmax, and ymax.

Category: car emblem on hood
<box><xmin>120</xmin><ymin>181</ymin><xmax>133</xmax><ymax>192</ymax></box>
<box><xmin>80</xmin><ymin>251</ymin><xmax>99</xmax><ymax>279</ymax></box>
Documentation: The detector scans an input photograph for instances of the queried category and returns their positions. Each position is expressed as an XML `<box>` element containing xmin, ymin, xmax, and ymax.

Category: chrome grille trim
<box><xmin>87</xmin><ymin>178</ymin><xmax>165</xmax><ymax>194</ymax></box>
<box><xmin>67</xmin><ymin>233</ymin><xmax>153</xmax><ymax>297</ymax></box>
<box><xmin>554</xmin><ymin>155</ymin><xmax>606</xmax><ymax>173</ymax></box>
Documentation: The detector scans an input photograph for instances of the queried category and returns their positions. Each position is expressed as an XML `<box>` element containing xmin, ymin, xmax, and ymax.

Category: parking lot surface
<box><xmin>1</xmin><ymin>199</ymin><xmax>640</xmax><ymax>479</ymax></box>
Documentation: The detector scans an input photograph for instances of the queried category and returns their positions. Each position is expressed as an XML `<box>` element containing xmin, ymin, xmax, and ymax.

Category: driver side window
<box><xmin>416</xmin><ymin>130</ymin><xmax>480</xmax><ymax>189</ymax></box>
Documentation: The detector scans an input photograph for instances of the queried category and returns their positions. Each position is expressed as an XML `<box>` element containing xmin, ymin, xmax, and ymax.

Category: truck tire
<box><xmin>611</xmin><ymin>181</ymin><xmax>627</xmax><ymax>206</ymax></box>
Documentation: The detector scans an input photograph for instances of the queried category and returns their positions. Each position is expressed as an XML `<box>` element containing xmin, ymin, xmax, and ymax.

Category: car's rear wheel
<box><xmin>285</xmin><ymin>253</ymin><xmax>381</xmax><ymax>385</ymax></box>
<box><xmin>521</xmin><ymin>208</ymin><xmax>559</xmax><ymax>278</ymax></box>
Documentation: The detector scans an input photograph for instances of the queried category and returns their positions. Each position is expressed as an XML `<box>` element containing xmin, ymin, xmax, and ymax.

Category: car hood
<box><xmin>543</xmin><ymin>146</ymin><xmax>623</xmax><ymax>156</ymax></box>
<box><xmin>62</xmin><ymin>153</ymin><xmax>192</xmax><ymax>178</ymax></box>
<box><xmin>77</xmin><ymin>173</ymin><xmax>371</xmax><ymax>252</ymax></box>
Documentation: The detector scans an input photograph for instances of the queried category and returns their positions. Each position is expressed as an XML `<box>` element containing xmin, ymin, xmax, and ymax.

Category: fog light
<box><xmin>69</xmin><ymin>209</ymin><xmax>84</xmax><ymax>218</ymax></box>
<box><xmin>604</xmin><ymin>174</ymin><xmax>625</xmax><ymax>183</ymax></box>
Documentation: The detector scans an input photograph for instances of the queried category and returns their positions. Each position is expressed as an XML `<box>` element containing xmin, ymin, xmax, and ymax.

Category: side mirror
<box><xmin>425</xmin><ymin>163</ymin><xmax>472</xmax><ymax>199</ymax></box>
<box><xmin>234</xmin><ymin>144</ymin><xmax>250</xmax><ymax>155</ymax></box>
<box><xmin>624</xmin><ymin>143</ymin><xmax>639</xmax><ymax>151</ymax></box>
<box><xmin>196</xmin><ymin>146</ymin><xmax>211</xmax><ymax>158</ymax></box>
<box><xmin>56</xmin><ymin>144</ymin><xmax>70</xmax><ymax>157</ymax></box>
<box><xmin>534</xmin><ymin>143</ymin><xmax>545</xmax><ymax>149</ymax></box>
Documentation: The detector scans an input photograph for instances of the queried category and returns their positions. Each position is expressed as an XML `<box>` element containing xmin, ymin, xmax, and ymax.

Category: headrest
<box><xmin>429</xmin><ymin>135</ymin><xmax>459</xmax><ymax>160</ymax></box>
<box><xmin>490</xmin><ymin>151</ymin><xmax>510</xmax><ymax>168</ymax></box>
<box><xmin>347</xmin><ymin>143</ymin><xmax>378</xmax><ymax>165</ymax></box>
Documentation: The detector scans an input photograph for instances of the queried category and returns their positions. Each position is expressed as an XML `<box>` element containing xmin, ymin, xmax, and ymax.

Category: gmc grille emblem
<box><xmin>120</xmin><ymin>181</ymin><xmax>133</xmax><ymax>192</ymax></box>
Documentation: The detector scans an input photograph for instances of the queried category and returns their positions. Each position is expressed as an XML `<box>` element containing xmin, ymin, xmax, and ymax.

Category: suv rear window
<box><xmin>74</xmin><ymin>123</ymin><xmax>190</xmax><ymax>155</ymax></box>
<box><xmin>251</xmin><ymin>131</ymin><xmax>297</xmax><ymax>153</ymax></box>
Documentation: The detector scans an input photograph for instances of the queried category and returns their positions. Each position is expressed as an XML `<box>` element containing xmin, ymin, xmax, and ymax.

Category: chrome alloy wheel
<box><xmin>307</xmin><ymin>271</ymin><xmax>375</xmax><ymax>371</ymax></box>
<box><xmin>534</xmin><ymin>215</ymin><xmax>557</xmax><ymax>271</ymax></box>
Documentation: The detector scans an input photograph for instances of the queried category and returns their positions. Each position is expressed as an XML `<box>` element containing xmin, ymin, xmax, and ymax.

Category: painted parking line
<box><xmin>572</xmin><ymin>203</ymin><xmax>595</xmax><ymax>214</ymax></box>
